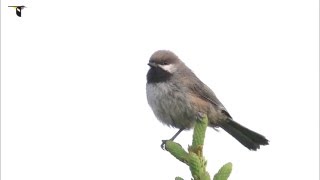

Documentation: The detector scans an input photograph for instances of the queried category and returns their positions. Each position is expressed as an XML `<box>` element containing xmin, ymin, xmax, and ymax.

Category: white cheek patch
<box><xmin>159</xmin><ymin>64</ymin><xmax>177</xmax><ymax>73</ymax></box>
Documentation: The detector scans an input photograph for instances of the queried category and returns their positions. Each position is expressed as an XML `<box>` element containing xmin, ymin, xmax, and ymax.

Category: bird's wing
<box><xmin>188</xmin><ymin>80</ymin><xmax>222</xmax><ymax>107</ymax></box>
<box><xmin>186</xmin><ymin>76</ymin><xmax>232</xmax><ymax>118</ymax></box>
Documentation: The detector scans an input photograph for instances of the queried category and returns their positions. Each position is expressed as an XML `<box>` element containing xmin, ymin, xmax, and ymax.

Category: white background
<box><xmin>1</xmin><ymin>0</ymin><xmax>319</xmax><ymax>180</ymax></box>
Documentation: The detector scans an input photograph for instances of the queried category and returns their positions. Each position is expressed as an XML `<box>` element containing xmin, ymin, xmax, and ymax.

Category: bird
<box><xmin>146</xmin><ymin>50</ymin><xmax>269</xmax><ymax>151</ymax></box>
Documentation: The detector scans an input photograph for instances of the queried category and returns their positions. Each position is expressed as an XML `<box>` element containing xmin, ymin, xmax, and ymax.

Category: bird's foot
<box><xmin>197</xmin><ymin>112</ymin><xmax>206</xmax><ymax>121</ymax></box>
<box><xmin>161</xmin><ymin>140</ymin><xmax>168</xmax><ymax>150</ymax></box>
<box><xmin>161</xmin><ymin>128</ymin><xmax>185</xmax><ymax>150</ymax></box>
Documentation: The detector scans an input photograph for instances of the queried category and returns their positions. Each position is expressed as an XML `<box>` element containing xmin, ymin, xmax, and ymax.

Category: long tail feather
<box><xmin>220</xmin><ymin>119</ymin><xmax>269</xmax><ymax>150</ymax></box>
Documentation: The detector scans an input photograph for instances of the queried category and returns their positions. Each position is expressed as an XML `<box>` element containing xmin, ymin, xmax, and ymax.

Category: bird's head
<box><xmin>148</xmin><ymin>50</ymin><xmax>181</xmax><ymax>74</ymax></box>
<box><xmin>147</xmin><ymin>50</ymin><xmax>183</xmax><ymax>83</ymax></box>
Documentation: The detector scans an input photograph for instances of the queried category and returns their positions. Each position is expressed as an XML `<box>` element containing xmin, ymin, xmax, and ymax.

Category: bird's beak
<box><xmin>148</xmin><ymin>62</ymin><xmax>157</xmax><ymax>68</ymax></box>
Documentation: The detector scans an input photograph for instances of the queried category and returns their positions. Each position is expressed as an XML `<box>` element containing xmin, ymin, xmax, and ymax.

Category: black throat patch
<box><xmin>147</xmin><ymin>67</ymin><xmax>172</xmax><ymax>83</ymax></box>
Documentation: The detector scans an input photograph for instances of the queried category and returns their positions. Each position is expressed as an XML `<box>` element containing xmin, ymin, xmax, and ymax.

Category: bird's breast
<box><xmin>146</xmin><ymin>82</ymin><xmax>197</xmax><ymax>129</ymax></box>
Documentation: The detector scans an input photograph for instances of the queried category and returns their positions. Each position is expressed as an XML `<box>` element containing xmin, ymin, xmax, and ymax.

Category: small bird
<box><xmin>146</xmin><ymin>50</ymin><xmax>269</xmax><ymax>150</ymax></box>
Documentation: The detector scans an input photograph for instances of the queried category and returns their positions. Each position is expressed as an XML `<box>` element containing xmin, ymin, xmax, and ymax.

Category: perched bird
<box><xmin>146</xmin><ymin>50</ymin><xmax>269</xmax><ymax>150</ymax></box>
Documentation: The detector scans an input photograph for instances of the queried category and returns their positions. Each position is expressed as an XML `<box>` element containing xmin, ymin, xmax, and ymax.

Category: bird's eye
<box><xmin>161</xmin><ymin>61</ymin><xmax>168</xmax><ymax>65</ymax></box>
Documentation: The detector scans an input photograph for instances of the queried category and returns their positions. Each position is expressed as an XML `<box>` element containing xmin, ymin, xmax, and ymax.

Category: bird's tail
<box><xmin>219</xmin><ymin>119</ymin><xmax>269</xmax><ymax>150</ymax></box>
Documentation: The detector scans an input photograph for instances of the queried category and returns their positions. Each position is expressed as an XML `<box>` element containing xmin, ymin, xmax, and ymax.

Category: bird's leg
<box><xmin>161</xmin><ymin>128</ymin><xmax>185</xmax><ymax>149</ymax></box>
<box><xmin>169</xmin><ymin>128</ymin><xmax>185</xmax><ymax>141</ymax></box>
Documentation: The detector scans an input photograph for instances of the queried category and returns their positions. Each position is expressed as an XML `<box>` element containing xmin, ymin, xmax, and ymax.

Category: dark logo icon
<box><xmin>8</xmin><ymin>6</ymin><xmax>26</xmax><ymax>17</ymax></box>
